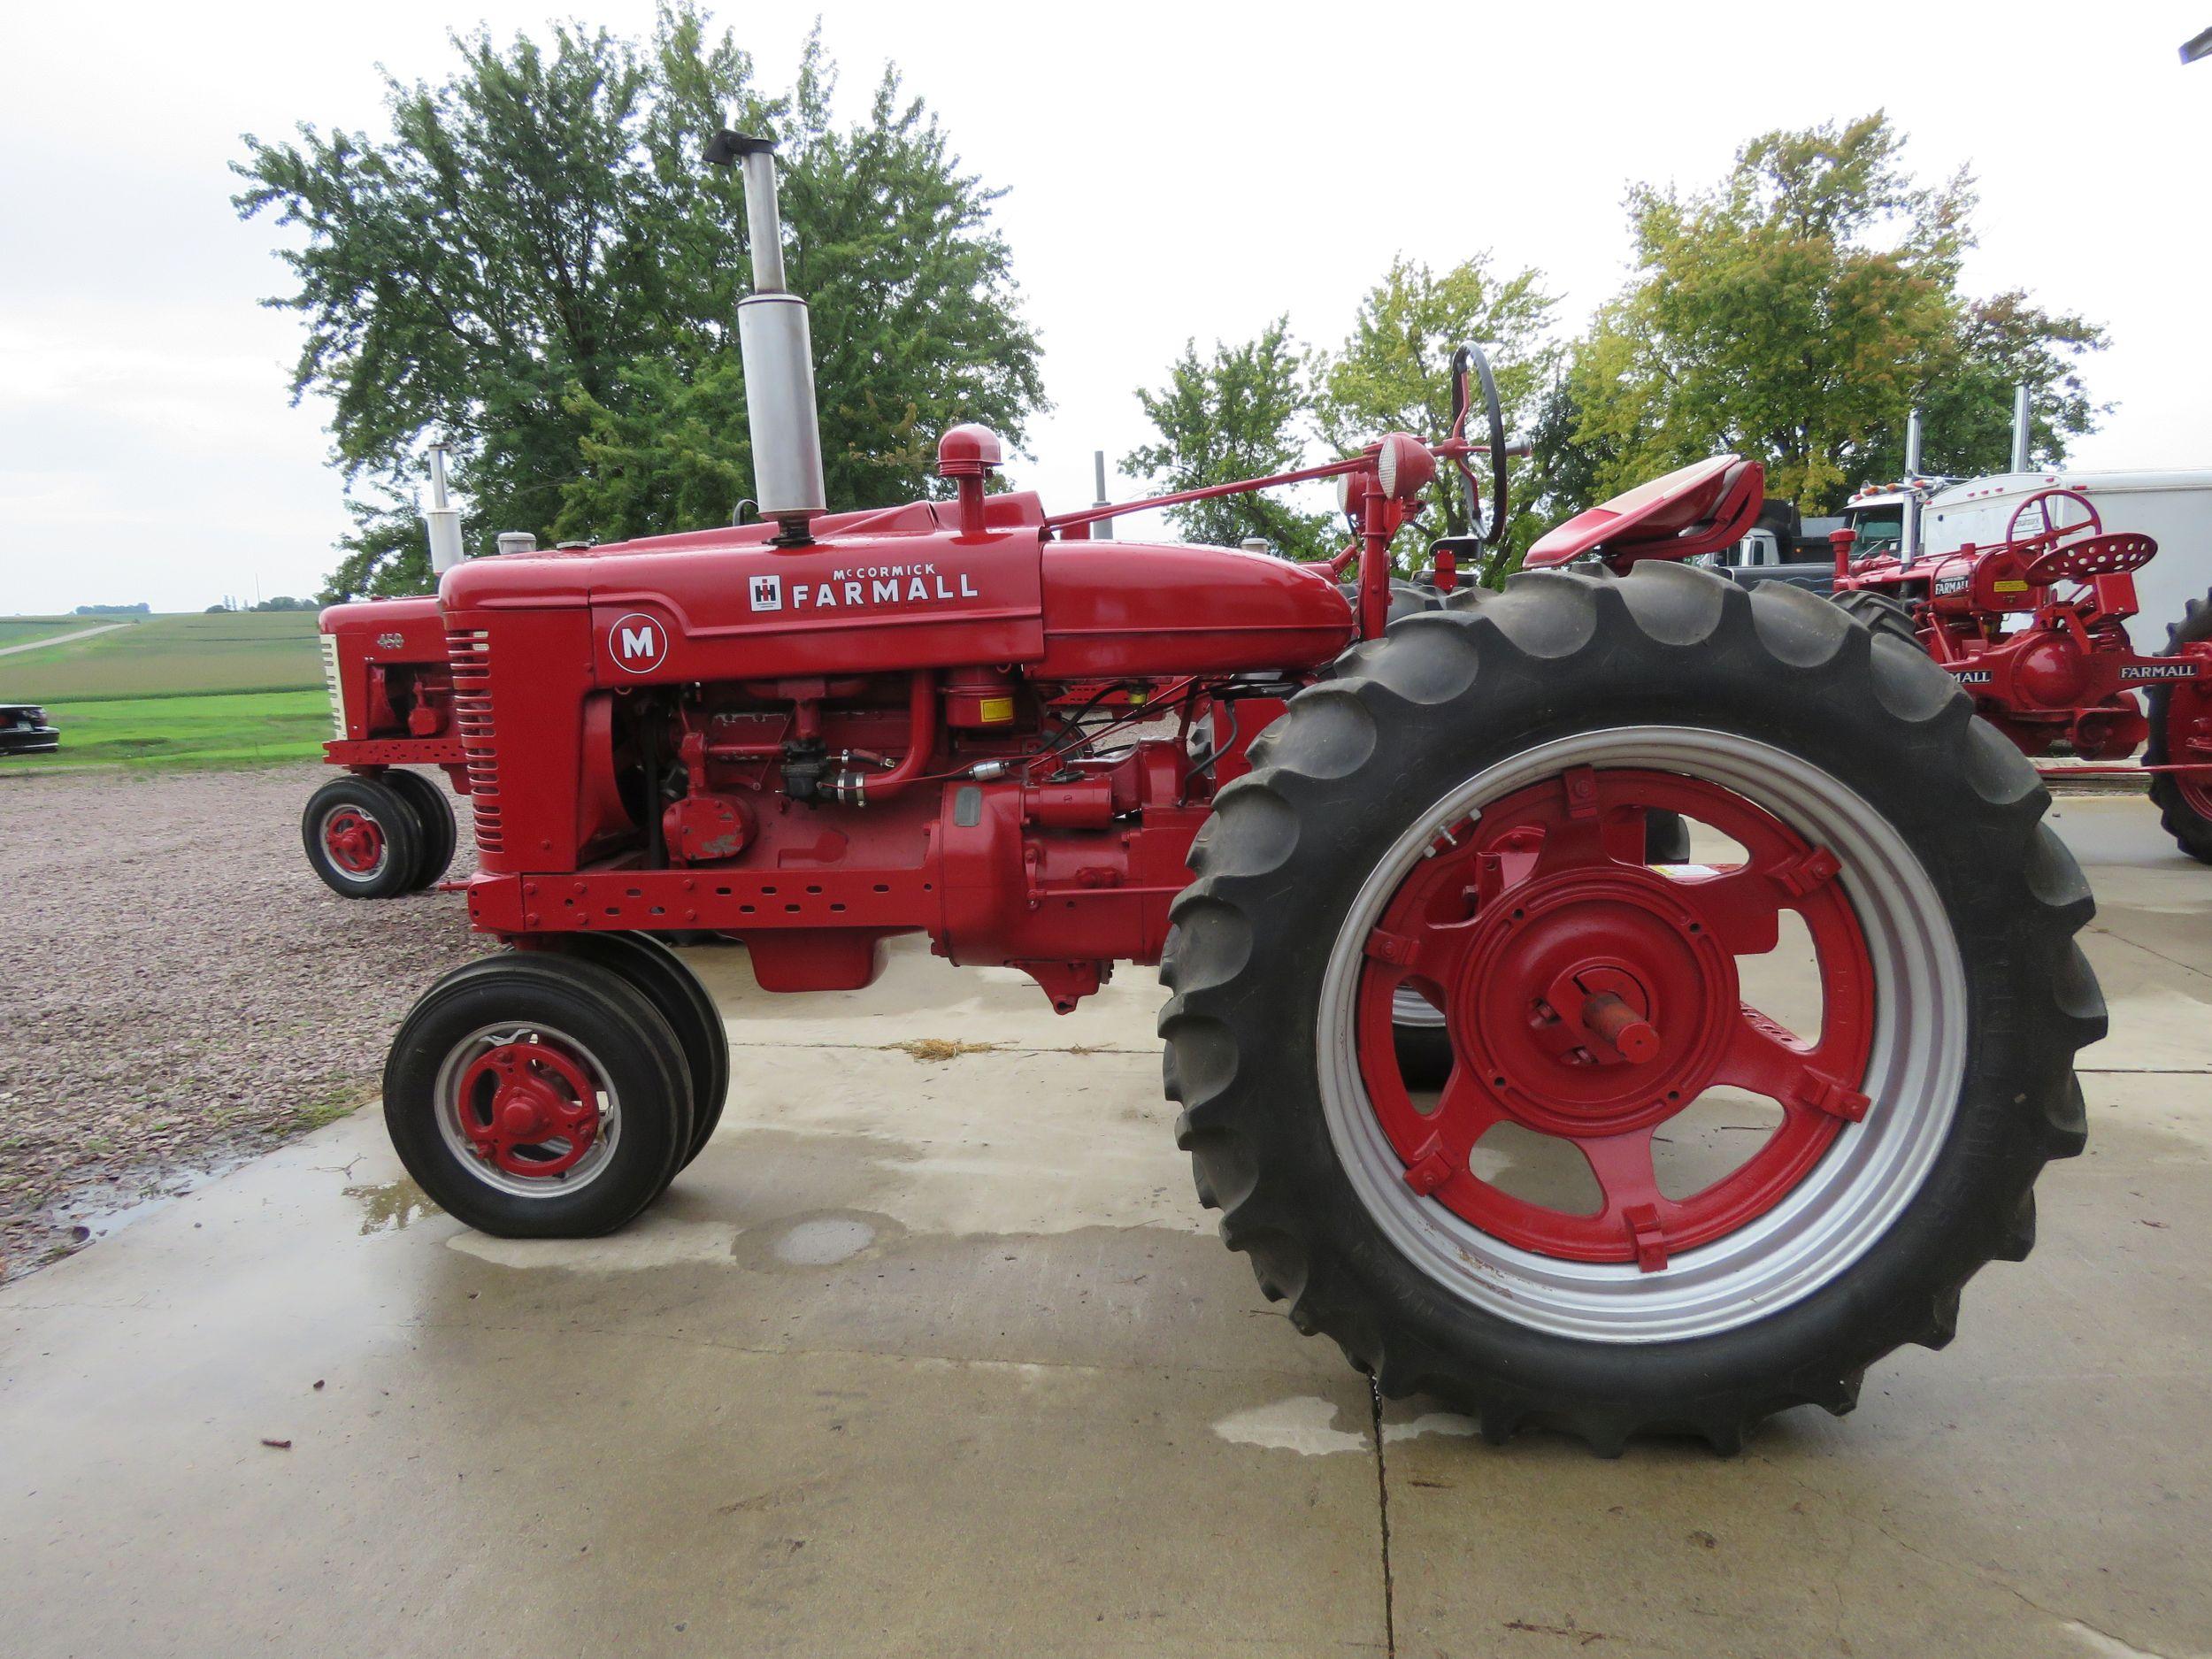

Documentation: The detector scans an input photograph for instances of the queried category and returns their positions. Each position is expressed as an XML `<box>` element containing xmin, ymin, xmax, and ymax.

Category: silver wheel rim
<box><xmin>1315</xmin><ymin>725</ymin><xmax>1966</xmax><ymax>1344</ymax></box>
<box><xmin>1391</xmin><ymin>985</ymin><xmax>1446</xmax><ymax>1028</ymax></box>
<box><xmin>316</xmin><ymin>802</ymin><xmax>389</xmax><ymax>886</ymax></box>
<box><xmin>433</xmin><ymin>1021</ymin><xmax>623</xmax><ymax>1198</ymax></box>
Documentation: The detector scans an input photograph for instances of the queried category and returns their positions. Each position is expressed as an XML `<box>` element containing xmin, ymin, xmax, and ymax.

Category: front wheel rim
<box><xmin>1316</xmin><ymin>726</ymin><xmax>1966</xmax><ymax>1344</ymax></box>
<box><xmin>433</xmin><ymin>1022</ymin><xmax>623</xmax><ymax>1198</ymax></box>
<box><xmin>319</xmin><ymin>803</ymin><xmax>388</xmax><ymax>879</ymax></box>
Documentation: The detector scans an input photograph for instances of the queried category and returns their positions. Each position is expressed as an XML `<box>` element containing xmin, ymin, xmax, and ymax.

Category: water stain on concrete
<box><xmin>773</xmin><ymin>1216</ymin><xmax>879</xmax><ymax>1265</ymax></box>
<box><xmin>445</xmin><ymin>1212</ymin><xmax>741</xmax><ymax>1270</ymax></box>
<box><xmin>1382</xmin><ymin>1411</ymin><xmax>1480</xmax><ymax>1445</ymax></box>
<box><xmin>732</xmin><ymin>1210</ymin><xmax>905</xmax><ymax>1272</ymax></box>
<box><xmin>1212</xmin><ymin>1395</ymin><xmax>1371</xmax><ymax>1455</ymax></box>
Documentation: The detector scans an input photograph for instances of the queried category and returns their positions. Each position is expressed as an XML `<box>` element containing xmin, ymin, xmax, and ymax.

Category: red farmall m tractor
<box><xmin>1829</xmin><ymin>488</ymin><xmax>2212</xmax><ymax>863</ymax></box>
<box><xmin>378</xmin><ymin>134</ymin><xmax>2102</xmax><ymax>1453</ymax></box>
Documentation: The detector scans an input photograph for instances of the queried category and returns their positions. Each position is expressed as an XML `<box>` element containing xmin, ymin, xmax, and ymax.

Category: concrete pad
<box><xmin>3</xmin><ymin>789</ymin><xmax>2208</xmax><ymax>1657</ymax></box>
<box><xmin>1382</xmin><ymin>1070</ymin><xmax>2212</xmax><ymax>1659</ymax></box>
<box><xmin>0</xmin><ymin>1084</ymin><xmax>1386</xmax><ymax>1656</ymax></box>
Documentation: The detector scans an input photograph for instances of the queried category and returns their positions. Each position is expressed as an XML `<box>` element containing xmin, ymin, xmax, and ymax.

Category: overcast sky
<box><xmin>3</xmin><ymin>2</ymin><xmax>2208</xmax><ymax>614</ymax></box>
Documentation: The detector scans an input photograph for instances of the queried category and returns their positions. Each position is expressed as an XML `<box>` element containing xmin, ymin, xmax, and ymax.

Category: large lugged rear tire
<box><xmin>1161</xmin><ymin>563</ymin><xmax>2102</xmax><ymax>1454</ymax></box>
<box><xmin>2144</xmin><ymin>592</ymin><xmax>2212</xmax><ymax>865</ymax></box>
<box><xmin>1832</xmin><ymin>587</ymin><xmax>1923</xmax><ymax>652</ymax></box>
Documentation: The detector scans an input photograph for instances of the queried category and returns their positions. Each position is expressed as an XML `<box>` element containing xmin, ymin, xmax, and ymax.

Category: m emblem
<box><xmin>749</xmin><ymin>573</ymin><xmax>783</xmax><ymax>611</ymax></box>
<box><xmin>608</xmin><ymin>612</ymin><xmax>668</xmax><ymax>674</ymax></box>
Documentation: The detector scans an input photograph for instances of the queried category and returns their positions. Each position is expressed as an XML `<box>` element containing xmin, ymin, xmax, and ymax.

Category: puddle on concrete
<box><xmin>773</xmin><ymin>1216</ymin><xmax>879</xmax><ymax>1265</ymax></box>
<box><xmin>1212</xmin><ymin>1395</ymin><xmax>1371</xmax><ymax>1455</ymax></box>
<box><xmin>733</xmin><ymin>1210</ymin><xmax>905</xmax><ymax>1272</ymax></box>
<box><xmin>345</xmin><ymin>1179</ymin><xmax>441</xmax><ymax>1236</ymax></box>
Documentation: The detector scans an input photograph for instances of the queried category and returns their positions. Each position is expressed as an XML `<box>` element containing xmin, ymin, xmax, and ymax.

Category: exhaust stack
<box><xmin>424</xmin><ymin>442</ymin><xmax>465</xmax><ymax>574</ymax></box>
<box><xmin>2010</xmin><ymin>382</ymin><xmax>2032</xmax><ymax>473</ymax></box>
<box><xmin>707</xmin><ymin>129</ymin><xmax>827</xmax><ymax>542</ymax></box>
<box><xmin>1901</xmin><ymin>408</ymin><xmax>1924</xmax><ymax>562</ymax></box>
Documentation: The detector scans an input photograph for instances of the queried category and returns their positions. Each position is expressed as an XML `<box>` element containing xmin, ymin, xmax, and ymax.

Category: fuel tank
<box><xmin>1035</xmin><ymin>541</ymin><xmax>1353</xmax><ymax>679</ymax></box>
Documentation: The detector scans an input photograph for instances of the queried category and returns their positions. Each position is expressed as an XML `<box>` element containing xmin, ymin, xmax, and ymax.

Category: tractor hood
<box><xmin>440</xmin><ymin>489</ymin><xmax>1353</xmax><ymax>685</ymax></box>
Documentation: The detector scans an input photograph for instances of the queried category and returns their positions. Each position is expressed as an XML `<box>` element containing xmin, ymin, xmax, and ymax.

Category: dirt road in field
<box><xmin>0</xmin><ymin>623</ymin><xmax>130</xmax><ymax>657</ymax></box>
<box><xmin>0</xmin><ymin>764</ymin><xmax>487</xmax><ymax>1279</ymax></box>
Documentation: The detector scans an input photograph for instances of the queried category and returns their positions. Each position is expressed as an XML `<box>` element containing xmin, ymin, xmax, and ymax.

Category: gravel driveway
<box><xmin>0</xmin><ymin>764</ymin><xmax>488</xmax><ymax>1279</ymax></box>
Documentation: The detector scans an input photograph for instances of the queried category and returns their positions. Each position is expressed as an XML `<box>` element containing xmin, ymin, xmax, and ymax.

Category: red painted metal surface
<box><xmin>453</xmin><ymin>1038</ymin><xmax>603</xmax><ymax>1179</ymax></box>
<box><xmin>325</xmin><ymin>738</ymin><xmax>468</xmax><ymax>770</ymax></box>
<box><xmin>322</xmin><ymin>806</ymin><xmax>386</xmax><ymax>875</ymax></box>
<box><xmin>1352</xmin><ymin>769</ymin><xmax>1873</xmax><ymax>1268</ymax></box>
<box><xmin>407</xmin><ymin>390</ymin><xmax>1819</xmax><ymax>1013</ymax></box>
<box><xmin>1524</xmin><ymin>457</ymin><xmax>1765</xmax><ymax>570</ymax></box>
<box><xmin>318</xmin><ymin>595</ymin><xmax>465</xmax><ymax>791</ymax></box>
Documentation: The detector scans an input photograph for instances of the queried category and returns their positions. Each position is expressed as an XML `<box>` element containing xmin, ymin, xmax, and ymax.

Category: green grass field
<box><xmin>13</xmin><ymin>689</ymin><xmax>332</xmax><ymax>770</ymax></box>
<box><xmin>1</xmin><ymin>611</ymin><xmax>331</xmax><ymax>772</ymax></box>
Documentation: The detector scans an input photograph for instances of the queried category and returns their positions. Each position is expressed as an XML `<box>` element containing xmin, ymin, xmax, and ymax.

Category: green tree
<box><xmin>1122</xmin><ymin>319</ymin><xmax>1335</xmax><ymax>558</ymax></box>
<box><xmin>235</xmin><ymin>5</ymin><xmax>1044</xmax><ymax>598</ymax></box>
<box><xmin>1314</xmin><ymin>253</ymin><xmax>1557</xmax><ymax>571</ymax></box>
<box><xmin>1557</xmin><ymin>111</ymin><xmax>2104</xmax><ymax>516</ymax></box>
<box><xmin>1857</xmin><ymin>291</ymin><xmax>2108</xmax><ymax>482</ymax></box>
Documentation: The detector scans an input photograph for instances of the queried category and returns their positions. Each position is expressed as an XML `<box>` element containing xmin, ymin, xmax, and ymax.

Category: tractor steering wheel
<box><xmin>2004</xmin><ymin>488</ymin><xmax>2102</xmax><ymax>551</ymax></box>
<box><xmin>1448</xmin><ymin>343</ymin><xmax>1509</xmax><ymax>547</ymax></box>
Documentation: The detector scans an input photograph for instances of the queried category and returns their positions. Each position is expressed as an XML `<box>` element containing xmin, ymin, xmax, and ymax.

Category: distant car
<box><xmin>0</xmin><ymin>703</ymin><xmax>58</xmax><ymax>756</ymax></box>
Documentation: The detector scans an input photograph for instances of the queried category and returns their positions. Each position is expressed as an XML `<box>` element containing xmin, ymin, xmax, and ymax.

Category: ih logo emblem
<box><xmin>749</xmin><ymin>574</ymin><xmax>783</xmax><ymax>611</ymax></box>
<box><xmin>608</xmin><ymin>613</ymin><xmax>668</xmax><ymax>674</ymax></box>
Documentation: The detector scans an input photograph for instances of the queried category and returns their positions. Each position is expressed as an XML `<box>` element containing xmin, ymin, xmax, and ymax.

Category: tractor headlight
<box><xmin>1375</xmin><ymin>433</ymin><xmax>1435</xmax><ymax>503</ymax></box>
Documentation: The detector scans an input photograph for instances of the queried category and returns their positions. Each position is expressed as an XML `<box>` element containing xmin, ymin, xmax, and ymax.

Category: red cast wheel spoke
<box><xmin>1432</xmin><ymin>1067</ymin><xmax>1506</xmax><ymax>1146</ymax></box>
<box><xmin>1669</xmin><ymin>841</ymin><xmax>1841</xmax><ymax>957</ymax></box>
<box><xmin>1713</xmin><ymin>1004</ymin><xmax>1870</xmax><ymax>1125</ymax></box>
<box><xmin>1354</xmin><ymin>766</ymin><xmax>1878</xmax><ymax>1268</ymax></box>
<box><xmin>1579</xmin><ymin>1125</ymin><xmax>1665</xmax><ymax>1220</ymax></box>
<box><xmin>1366</xmin><ymin>916</ymin><xmax>1479</xmax><ymax>997</ymax></box>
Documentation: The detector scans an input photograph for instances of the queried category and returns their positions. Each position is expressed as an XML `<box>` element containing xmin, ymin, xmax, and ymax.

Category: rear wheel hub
<box><xmin>1356</xmin><ymin>765</ymin><xmax>1876</xmax><ymax>1271</ymax></box>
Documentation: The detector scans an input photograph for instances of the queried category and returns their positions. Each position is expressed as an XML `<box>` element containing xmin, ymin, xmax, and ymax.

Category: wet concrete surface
<box><xmin>1</xmin><ymin>794</ymin><xmax>2207</xmax><ymax>1656</ymax></box>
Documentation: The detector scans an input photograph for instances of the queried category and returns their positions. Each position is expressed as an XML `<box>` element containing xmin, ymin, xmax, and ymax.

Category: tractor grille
<box><xmin>319</xmin><ymin>634</ymin><xmax>345</xmax><ymax>739</ymax></box>
<box><xmin>448</xmin><ymin>626</ymin><xmax>502</xmax><ymax>854</ymax></box>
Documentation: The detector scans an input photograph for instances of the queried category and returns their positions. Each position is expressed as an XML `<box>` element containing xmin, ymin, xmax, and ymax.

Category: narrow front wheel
<box><xmin>384</xmin><ymin>954</ymin><xmax>695</xmax><ymax>1237</ymax></box>
<box><xmin>303</xmin><ymin>774</ymin><xmax>424</xmax><ymax>900</ymax></box>
<box><xmin>382</xmin><ymin>767</ymin><xmax>459</xmax><ymax>891</ymax></box>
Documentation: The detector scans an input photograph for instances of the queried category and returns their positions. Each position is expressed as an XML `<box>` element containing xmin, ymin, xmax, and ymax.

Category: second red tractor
<box><xmin>1829</xmin><ymin>487</ymin><xmax>2212</xmax><ymax>862</ymax></box>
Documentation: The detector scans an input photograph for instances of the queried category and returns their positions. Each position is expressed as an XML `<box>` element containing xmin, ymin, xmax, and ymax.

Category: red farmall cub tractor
<box><xmin>380</xmin><ymin>135</ymin><xmax>2102</xmax><ymax>1454</ymax></box>
<box><xmin>1830</xmin><ymin>488</ymin><xmax>2212</xmax><ymax>863</ymax></box>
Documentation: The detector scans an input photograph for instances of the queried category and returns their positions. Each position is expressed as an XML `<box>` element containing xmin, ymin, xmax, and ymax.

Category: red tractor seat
<box><xmin>1525</xmin><ymin>457</ymin><xmax>1766</xmax><ymax>571</ymax></box>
